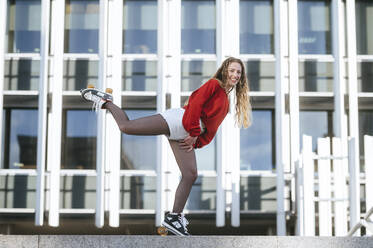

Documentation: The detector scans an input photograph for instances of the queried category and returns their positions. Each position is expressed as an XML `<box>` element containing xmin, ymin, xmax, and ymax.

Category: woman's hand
<box><xmin>179</xmin><ymin>135</ymin><xmax>198</xmax><ymax>152</ymax></box>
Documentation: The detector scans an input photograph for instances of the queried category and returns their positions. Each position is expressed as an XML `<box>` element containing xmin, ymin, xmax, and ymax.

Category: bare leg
<box><xmin>168</xmin><ymin>140</ymin><xmax>198</xmax><ymax>213</ymax></box>
<box><xmin>104</xmin><ymin>101</ymin><xmax>170</xmax><ymax>136</ymax></box>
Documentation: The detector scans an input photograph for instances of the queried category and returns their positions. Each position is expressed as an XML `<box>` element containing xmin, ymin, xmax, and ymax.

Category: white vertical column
<box><xmin>317</xmin><ymin>138</ymin><xmax>332</xmax><ymax>236</ymax></box>
<box><xmin>302</xmin><ymin>135</ymin><xmax>315</xmax><ymax>236</ymax></box>
<box><xmin>35</xmin><ymin>0</ymin><xmax>51</xmax><ymax>226</ymax></box>
<box><xmin>0</xmin><ymin>0</ymin><xmax>6</xmax><ymax>169</ymax></box>
<box><xmin>274</xmin><ymin>0</ymin><xmax>286</xmax><ymax>236</ymax></box>
<box><xmin>365</xmin><ymin>135</ymin><xmax>373</xmax><ymax>235</ymax></box>
<box><xmin>107</xmin><ymin>0</ymin><xmax>122</xmax><ymax>228</ymax></box>
<box><xmin>348</xmin><ymin>137</ymin><xmax>360</xmax><ymax>236</ymax></box>
<box><xmin>288</xmin><ymin>0</ymin><xmax>300</xmax><ymax>208</ymax></box>
<box><xmin>47</xmin><ymin>0</ymin><xmax>65</xmax><ymax>227</ymax></box>
<box><xmin>96</xmin><ymin>0</ymin><xmax>108</xmax><ymax>228</ymax></box>
<box><xmin>333</xmin><ymin>137</ymin><xmax>348</xmax><ymax>236</ymax></box>
<box><xmin>346</xmin><ymin>0</ymin><xmax>360</xmax><ymax>236</ymax></box>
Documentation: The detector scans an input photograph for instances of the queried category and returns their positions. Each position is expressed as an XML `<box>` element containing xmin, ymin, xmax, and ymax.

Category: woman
<box><xmin>81</xmin><ymin>57</ymin><xmax>252</xmax><ymax>236</ymax></box>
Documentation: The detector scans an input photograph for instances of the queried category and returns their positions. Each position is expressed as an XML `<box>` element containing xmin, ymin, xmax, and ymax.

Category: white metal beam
<box><xmin>365</xmin><ymin>135</ymin><xmax>373</xmax><ymax>235</ymax></box>
<box><xmin>0</xmin><ymin>0</ymin><xmax>6</xmax><ymax>169</ymax></box>
<box><xmin>348</xmin><ymin>137</ymin><xmax>360</xmax><ymax>236</ymax></box>
<box><xmin>47</xmin><ymin>0</ymin><xmax>65</xmax><ymax>227</ymax></box>
<box><xmin>35</xmin><ymin>0</ymin><xmax>51</xmax><ymax>226</ymax></box>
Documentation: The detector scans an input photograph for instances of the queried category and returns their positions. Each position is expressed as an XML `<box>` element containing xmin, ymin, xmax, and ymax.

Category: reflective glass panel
<box><xmin>61</xmin><ymin>110</ymin><xmax>97</xmax><ymax>169</ymax></box>
<box><xmin>359</xmin><ymin>111</ymin><xmax>373</xmax><ymax>171</ymax></box>
<box><xmin>246</xmin><ymin>61</ymin><xmax>275</xmax><ymax>91</ymax></box>
<box><xmin>123</xmin><ymin>0</ymin><xmax>157</xmax><ymax>54</ymax></box>
<box><xmin>357</xmin><ymin>62</ymin><xmax>373</xmax><ymax>92</ymax></box>
<box><xmin>240</xmin><ymin>176</ymin><xmax>277</xmax><ymax>211</ymax></box>
<box><xmin>299</xmin><ymin>61</ymin><xmax>333</xmax><ymax>92</ymax></box>
<box><xmin>6</xmin><ymin>0</ymin><xmax>41</xmax><ymax>53</ymax></box>
<box><xmin>4</xmin><ymin>59</ymin><xmax>39</xmax><ymax>90</ymax></box>
<box><xmin>299</xmin><ymin>111</ymin><xmax>333</xmax><ymax>152</ymax></box>
<box><xmin>298</xmin><ymin>0</ymin><xmax>331</xmax><ymax>54</ymax></box>
<box><xmin>356</xmin><ymin>0</ymin><xmax>373</xmax><ymax>55</ymax></box>
<box><xmin>181</xmin><ymin>0</ymin><xmax>216</xmax><ymax>54</ymax></box>
<box><xmin>195</xmin><ymin>139</ymin><xmax>216</xmax><ymax>171</ymax></box>
<box><xmin>65</xmin><ymin>0</ymin><xmax>99</xmax><ymax>53</ymax></box>
<box><xmin>185</xmin><ymin>177</ymin><xmax>216</xmax><ymax>210</ymax></box>
<box><xmin>60</xmin><ymin>176</ymin><xmax>96</xmax><ymax>208</ymax></box>
<box><xmin>240</xmin><ymin>0</ymin><xmax>274</xmax><ymax>54</ymax></box>
<box><xmin>63</xmin><ymin>60</ymin><xmax>98</xmax><ymax>91</ymax></box>
<box><xmin>2</xmin><ymin>109</ymin><xmax>38</xmax><ymax>169</ymax></box>
<box><xmin>122</xmin><ymin>60</ymin><xmax>157</xmax><ymax>91</ymax></box>
<box><xmin>240</xmin><ymin>110</ymin><xmax>274</xmax><ymax>171</ymax></box>
<box><xmin>0</xmin><ymin>175</ymin><xmax>36</xmax><ymax>208</ymax></box>
<box><xmin>181</xmin><ymin>60</ymin><xmax>216</xmax><ymax>91</ymax></box>
<box><xmin>121</xmin><ymin>110</ymin><xmax>157</xmax><ymax>170</ymax></box>
<box><xmin>120</xmin><ymin>176</ymin><xmax>156</xmax><ymax>209</ymax></box>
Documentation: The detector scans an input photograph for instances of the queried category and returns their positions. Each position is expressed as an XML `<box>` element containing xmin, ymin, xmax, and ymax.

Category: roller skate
<box><xmin>157</xmin><ymin>212</ymin><xmax>190</xmax><ymax>236</ymax></box>
<box><xmin>80</xmin><ymin>84</ymin><xmax>113</xmax><ymax>111</ymax></box>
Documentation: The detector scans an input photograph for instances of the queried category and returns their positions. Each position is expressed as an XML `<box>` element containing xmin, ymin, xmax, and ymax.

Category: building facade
<box><xmin>0</xmin><ymin>0</ymin><xmax>372</xmax><ymax>235</ymax></box>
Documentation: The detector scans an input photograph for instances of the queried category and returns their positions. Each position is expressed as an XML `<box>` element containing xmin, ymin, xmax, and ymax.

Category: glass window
<box><xmin>123</xmin><ymin>0</ymin><xmax>157</xmax><ymax>54</ymax></box>
<box><xmin>195</xmin><ymin>139</ymin><xmax>216</xmax><ymax>171</ymax></box>
<box><xmin>356</xmin><ymin>0</ymin><xmax>373</xmax><ymax>55</ymax></box>
<box><xmin>4</xmin><ymin>59</ymin><xmax>40</xmax><ymax>90</ymax></box>
<box><xmin>299</xmin><ymin>111</ymin><xmax>333</xmax><ymax>152</ymax></box>
<box><xmin>359</xmin><ymin>111</ymin><xmax>373</xmax><ymax>171</ymax></box>
<box><xmin>2</xmin><ymin>109</ymin><xmax>38</xmax><ymax>169</ymax></box>
<box><xmin>0</xmin><ymin>175</ymin><xmax>36</xmax><ymax>208</ymax></box>
<box><xmin>63</xmin><ymin>60</ymin><xmax>98</xmax><ymax>91</ymax></box>
<box><xmin>185</xmin><ymin>177</ymin><xmax>216</xmax><ymax>210</ymax></box>
<box><xmin>299</xmin><ymin>61</ymin><xmax>333</xmax><ymax>92</ymax></box>
<box><xmin>120</xmin><ymin>176</ymin><xmax>156</xmax><ymax>209</ymax></box>
<box><xmin>60</xmin><ymin>176</ymin><xmax>96</xmax><ymax>209</ymax></box>
<box><xmin>61</xmin><ymin>110</ymin><xmax>97</xmax><ymax>169</ymax></box>
<box><xmin>6</xmin><ymin>0</ymin><xmax>41</xmax><ymax>53</ymax></box>
<box><xmin>357</xmin><ymin>62</ymin><xmax>373</xmax><ymax>92</ymax></box>
<box><xmin>240</xmin><ymin>110</ymin><xmax>274</xmax><ymax>171</ymax></box>
<box><xmin>246</xmin><ymin>60</ymin><xmax>275</xmax><ymax>91</ymax></box>
<box><xmin>181</xmin><ymin>0</ymin><xmax>216</xmax><ymax>54</ymax></box>
<box><xmin>122</xmin><ymin>60</ymin><xmax>157</xmax><ymax>91</ymax></box>
<box><xmin>65</xmin><ymin>0</ymin><xmax>99</xmax><ymax>53</ymax></box>
<box><xmin>298</xmin><ymin>0</ymin><xmax>331</xmax><ymax>54</ymax></box>
<box><xmin>181</xmin><ymin>60</ymin><xmax>216</xmax><ymax>92</ymax></box>
<box><xmin>240</xmin><ymin>0</ymin><xmax>274</xmax><ymax>54</ymax></box>
<box><xmin>121</xmin><ymin>110</ymin><xmax>157</xmax><ymax>170</ymax></box>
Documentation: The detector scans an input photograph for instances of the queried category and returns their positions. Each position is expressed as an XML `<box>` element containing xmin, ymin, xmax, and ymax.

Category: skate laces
<box><xmin>178</xmin><ymin>214</ymin><xmax>189</xmax><ymax>232</ymax></box>
<box><xmin>90</xmin><ymin>94</ymin><xmax>104</xmax><ymax>112</ymax></box>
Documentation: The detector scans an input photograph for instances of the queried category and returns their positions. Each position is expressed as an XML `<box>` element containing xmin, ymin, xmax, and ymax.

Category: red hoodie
<box><xmin>182</xmin><ymin>79</ymin><xmax>229</xmax><ymax>148</ymax></box>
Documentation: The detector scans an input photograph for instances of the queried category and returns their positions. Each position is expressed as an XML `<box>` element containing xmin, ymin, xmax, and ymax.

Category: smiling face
<box><xmin>226</xmin><ymin>62</ymin><xmax>242</xmax><ymax>88</ymax></box>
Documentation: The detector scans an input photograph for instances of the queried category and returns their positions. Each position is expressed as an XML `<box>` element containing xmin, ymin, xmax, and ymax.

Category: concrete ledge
<box><xmin>0</xmin><ymin>235</ymin><xmax>373</xmax><ymax>248</ymax></box>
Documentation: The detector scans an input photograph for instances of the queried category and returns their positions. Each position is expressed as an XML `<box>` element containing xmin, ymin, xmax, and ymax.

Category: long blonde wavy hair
<box><xmin>213</xmin><ymin>57</ymin><xmax>252</xmax><ymax>128</ymax></box>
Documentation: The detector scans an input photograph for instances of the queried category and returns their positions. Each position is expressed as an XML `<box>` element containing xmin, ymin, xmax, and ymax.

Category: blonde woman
<box><xmin>80</xmin><ymin>57</ymin><xmax>252</xmax><ymax>235</ymax></box>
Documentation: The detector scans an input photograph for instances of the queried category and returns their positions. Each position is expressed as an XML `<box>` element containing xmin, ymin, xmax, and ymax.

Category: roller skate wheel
<box><xmin>157</xmin><ymin>226</ymin><xmax>168</xmax><ymax>236</ymax></box>
<box><xmin>87</xmin><ymin>84</ymin><xmax>95</xmax><ymax>89</ymax></box>
<box><xmin>105</xmin><ymin>88</ymin><xmax>113</xmax><ymax>94</ymax></box>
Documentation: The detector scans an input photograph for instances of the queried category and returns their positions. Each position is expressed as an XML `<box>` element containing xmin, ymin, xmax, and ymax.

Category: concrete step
<box><xmin>1</xmin><ymin>235</ymin><xmax>373</xmax><ymax>248</ymax></box>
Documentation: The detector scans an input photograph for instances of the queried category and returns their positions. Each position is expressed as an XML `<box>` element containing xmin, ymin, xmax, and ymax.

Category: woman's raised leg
<box><xmin>104</xmin><ymin>101</ymin><xmax>170</xmax><ymax>136</ymax></box>
<box><xmin>168</xmin><ymin>140</ymin><xmax>198</xmax><ymax>213</ymax></box>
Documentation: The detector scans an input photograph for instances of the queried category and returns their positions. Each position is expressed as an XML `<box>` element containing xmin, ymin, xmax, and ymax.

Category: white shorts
<box><xmin>159</xmin><ymin>108</ymin><xmax>204</xmax><ymax>140</ymax></box>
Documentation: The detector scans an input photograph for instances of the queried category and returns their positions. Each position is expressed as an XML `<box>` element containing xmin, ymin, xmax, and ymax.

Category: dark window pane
<box><xmin>356</xmin><ymin>0</ymin><xmax>373</xmax><ymax>55</ymax></box>
<box><xmin>122</xmin><ymin>60</ymin><xmax>157</xmax><ymax>91</ymax></box>
<box><xmin>4</xmin><ymin>59</ymin><xmax>40</xmax><ymax>90</ymax></box>
<box><xmin>246</xmin><ymin>61</ymin><xmax>275</xmax><ymax>91</ymax></box>
<box><xmin>60</xmin><ymin>176</ymin><xmax>96</xmax><ymax>208</ymax></box>
<box><xmin>357</xmin><ymin>62</ymin><xmax>373</xmax><ymax>92</ymax></box>
<box><xmin>0</xmin><ymin>175</ymin><xmax>36</xmax><ymax>208</ymax></box>
<box><xmin>63</xmin><ymin>60</ymin><xmax>98</xmax><ymax>91</ymax></box>
<box><xmin>359</xmin><ymin>111</ymin><xmax>373</xmax><ymax>171</ymax></box>
<box><xmin>61</xmin><ymin>110</ymin><xmax>97</xmax><ymax>169</ymax></box>
<box><xmin>240</xmin><ymin>0</ymin><xmax>274</xmax><ymax>54</ymax></box>
<box><xmin>299</xmin><ymin>61</ymin><xmax>333</xmax><ymax>92</ymax></box>
<box><xmin>298</xmin><ymin>0</ymin><xmax>331</xmax><ymax>54</ymax></box>
<box><xmin>123</xmin><ymin>0</ymin><xmax>157</xmax><ymax>54</ymax></box>
<box><xmin>185</xmin><ymin>177</ymin><xmax>216</xmax><ymax>210</ymax></box>
<box><xmin>2</xmin><ymin>109</ymin><xmax>38</xmax><ymax>169</ymax></box>
<box><xmin>120</xmin><ymin>176</ymin><xmax>156</xmax><ymax>209</ymax></box>
<box><xmin>65</xmin><ymin>0</ymin><xmax>99</xmax><ymax>53</ymax></box>
<box><xmin>6</xmin><ymin>0</ymin><xmax>41</xmax><ymax>53</ymax></box>
<box><xmin>181</xmin><ymin>60</ymin><xmax>216</xmax><ymax>91</ymax></box>
<box><xmin>299</xmin><ymin>111</ymin><xmax>333</xmax><ymax>152</ymax></box>
<box><xmin>181</xmin><ymin>0</ymin><xmax>216</xmax><ymax>54</ymax></box>
<box><xmin>240</xmin><ymin>110</ymin><xmax>274</xmax><ymax>171</ymax></box>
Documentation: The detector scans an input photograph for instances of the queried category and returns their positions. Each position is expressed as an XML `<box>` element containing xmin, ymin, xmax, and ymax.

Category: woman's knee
<box><xmin>182</xmin><ymin>167</ymin><xmax>198</xmax><ymax>183</ymax></box>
